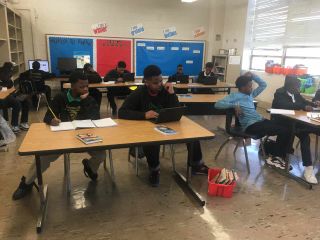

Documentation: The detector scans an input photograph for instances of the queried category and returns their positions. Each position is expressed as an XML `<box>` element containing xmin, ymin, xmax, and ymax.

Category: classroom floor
<box><xmin>1</xmin><ymin>89</ymin><xmax>320</xmax><ymax>240</ymax></box>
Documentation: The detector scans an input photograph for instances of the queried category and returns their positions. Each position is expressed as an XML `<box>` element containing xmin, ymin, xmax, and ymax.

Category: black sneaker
<box><xmin>12</xmin><ymin>176</ymin><xmax>38</xmax><ymax>200</ymax></box>
<box><xmin>149</xmin><ymin>170</ymin><xmax>160</xmax><ymax>187</ymax></box>
<box><xmin>82</xmin><ymin>159</ymin><xmax>98</xmax><ymax>181</ymax></box>
<box><xmin>265</xmin><ymin>156</ymin><xmax>293</xmax><ymax>171</ymax></box>
<box><xmin>192</xmin><ymin>164</ymin><xmax>209</xmax><ymax>175</ymax></box>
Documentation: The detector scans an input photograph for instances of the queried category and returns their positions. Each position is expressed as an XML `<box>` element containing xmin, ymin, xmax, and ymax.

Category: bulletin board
<box><xmin>47</xmin><ymin>35</ymin><xmax>94</xmax><ymax>76</ymax></box>
<box><xmin>46</xmin><ymin>35</ymin><xmax>133</xmax><ymax>76</ymax></box>
<box><xmin>135</xmin><ymin>39</ymin><xmax>205</xmax><ymax>77</ymax></box>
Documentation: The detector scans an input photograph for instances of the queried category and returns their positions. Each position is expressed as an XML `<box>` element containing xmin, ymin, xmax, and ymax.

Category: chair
<box><xmin>126</xmin><ymin>145</ymin><xmax>175</xmax><ymax>176</ymax></box>
<box><xmin>214</xmin><ymin>109</ymin><xmax>266</xmax><ymax>173</ymax></box>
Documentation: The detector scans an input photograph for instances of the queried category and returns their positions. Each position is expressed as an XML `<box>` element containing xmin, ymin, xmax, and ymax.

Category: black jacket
<box><xmin>272</xmin><ymin>87</ymin><xmax>316</xmax><ymax>110</ymax></box>
<box><xmin>313</xmin><ymin>90</ymin><xmax>320</xmax><ymax>102</ymax></box>
<box><xmin>118</xmin><ymin>85</ymin><xmax>179</xmax><ymax>120</ymax></box>
<box><xmin>43</xmin><ymin>91</ymin><xmax>100</xmax><ymax>124</ymax></box>
<box><xmin>197</xmin><ymin>71</ymin><xmax>215</xmax><ymax>84</ymax></box>
<box><xmin>103</xmin><ymin>69</ymin><xmax>130</xmax><ymax>82</ymax></box>
<box><xmin>86</xmin><ymin>71</ymin><xmax>102</xmax><ymax>84</ymax></box>
<box><xmin>0</xmin><ymin>67</ymin><xmax>13</xmax><ymax>89</ymax></box>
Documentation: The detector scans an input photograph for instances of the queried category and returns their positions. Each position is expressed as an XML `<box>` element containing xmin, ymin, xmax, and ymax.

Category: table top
<box><xmin>0</xmin><ymin>87</ymin><xmax>15</xmax><ymax>100</ymax></box>
<box><xmin>63</xmin><ymin>82</ymin><xmax>144</xmax><ymax>89</ymax></box>
<box><xmin>177</xmin><ymin>94</ymin><xmax>227</xmax><ymax>103</ymax></box>
<box><xmin>174</xmin><ymin>82</ymin><xmax>236</xmax><ymax>89</ymax></box>
<box><xmin>47</xmin><ymin>77</ymin><xmax>69</xmax><ymax>82</ymax></box>
<box><xmin>275</xmin><ymin>110</ymin><xmax>320</xmax><ymax>128</ymax></box>
<box><xmin>18</xmin><ymin>116</ymin><xmax>215</xmax><ymax>156</ymax></box>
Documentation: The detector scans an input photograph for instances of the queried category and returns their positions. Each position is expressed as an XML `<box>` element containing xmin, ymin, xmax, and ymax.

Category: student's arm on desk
<box><xmin>215</xmin><ymin>94</ymin><xmax>237</xmax><ymax>109</ymax></box>
<box><xmin>251</xmin><ymin>74</ymin><xmax>267</xmax><ymax>98</ymax></box>
<box><xmin>118</xmin><ymin>93</ymin><xmax>145</xmax><ymax>120</ymax></box>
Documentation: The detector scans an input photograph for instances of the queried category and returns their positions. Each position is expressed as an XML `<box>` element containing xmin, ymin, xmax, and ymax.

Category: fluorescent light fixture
<box><xmin>181</xmin><ymin>0</ymin><xmax>198</xmax><ymax>3</ymax></box>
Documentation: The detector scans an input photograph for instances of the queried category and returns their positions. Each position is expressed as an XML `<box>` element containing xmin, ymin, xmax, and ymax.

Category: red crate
<box><xmin>208</xmin><ymin>168</ymin><xmax>236</xmax><ymax>198</ymax></box>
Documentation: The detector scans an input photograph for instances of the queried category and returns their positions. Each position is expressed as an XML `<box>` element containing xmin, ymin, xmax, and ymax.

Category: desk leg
<box><xmin>108</xmin><ymin>150</ymin><xmax>115</xmax><ymax>183</ymax></box>
<box><xmin>35</xmin><ymin>155</ymin><xmax>48</xmax><ymax>233</ymax></box>
<box><xmin>174</xmin><ymin>142</ymin><xmax>205</xmax><ymax>206</ymax></box>
<box><xmin>135</xmin><ymin>147</ymin><xmax>139</xmax><ymax>176</ymax></box>
<box><xmin>64</xmin><ymin>153</ymin><xmax>71</xmax><ymax>194</ymax></box>
<box><xmin>227</xmin><ymin>88</ymin><xmax>231</xmax><ymax>94</ymax></box>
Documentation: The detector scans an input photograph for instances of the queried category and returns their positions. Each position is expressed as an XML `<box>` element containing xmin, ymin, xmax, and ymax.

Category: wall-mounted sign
<box><xmin>92</xmin><ymin>22</ymin><xmax>108</xmax><ymax>35</ymax></box>
<box><xmin>163</xmin><ymin>26</ymin><xmax>177</xmax><ymax>38</ymax></box>
<box><xmin>131</xmin><ymin>23</ymin><xmax>144</xmax><ymax>36</ymax></box>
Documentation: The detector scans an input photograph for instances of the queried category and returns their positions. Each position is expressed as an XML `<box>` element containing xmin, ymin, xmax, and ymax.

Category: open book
<box><xmin>50</xmin><ymin>118</ymin><xmax>117</xmax><ymax>131</ymax></box>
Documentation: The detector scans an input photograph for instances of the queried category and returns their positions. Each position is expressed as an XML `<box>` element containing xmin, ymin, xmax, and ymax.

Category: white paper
<box><xmin>157</xmin><ymin>46</ymin><xmax>165</xmax><ymax>51</ymax></box>
<box><xmin>146</xmin><ymin>46</ymin><xmax>155</xmax><ymax>50</ymax></box>
<box><xmin>171</xmin><ymin>47</ymin><xmax>179</xmax><ymax>51</ymax></box>
<box><xmin>92</xmin><ymin>118</ymin><xmax>117</xmax><ymax>128</ymax></box>
<box><xmin>50</xmin><ymin>122</ymin><xmax>75</xmax><ymax>132</ymax></box>
<box><xmin>0</xmin><ymin>87</ymin><xmax>7</xmax><ymax>92</ymax></box>
<box><xmin>102</xmin><ymin>81</ymin><xmax>115</xmax><ymax>84</ymax></box>
<box><xmin>73</xmin><ymin>120</ymin><xmax>96</xmax><ymax>129</ymax></box>
<box><xmin>228</xmin><ymin>56</ymin><xmax>241</xmax><ymax>65</ymax></box>
<box><xmin>186</xmin><ymin>60</ymin><xmax>193</xmax><ymax>64</ymax></box>
<box><xmin>270</xmin><ymin>109</ymin><xmax>295</xmax><ymax>115</ymax></box>
<box><xmin>193</xmin><ymin>50</ymin><xmax>200</xmax><ymax>54</ymax></box>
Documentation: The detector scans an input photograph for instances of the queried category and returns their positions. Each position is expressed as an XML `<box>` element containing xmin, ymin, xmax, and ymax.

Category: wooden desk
<box><xmin>63</xmin><ymin>82</ymin><xmax>143</xmax><ymax>89</ymax></box>
<box><xmin>177</xmin><ymin>94</ymin><xmax>227</xmax><ymax>103</ymax></box>
<box><xmin>174</xmin><ymin>82</ymin><xmax>236</xmax><ymax>93</ymax></box>
<box><xmin>19</xmin><ymin>116</ymin><xmax>215</xmax><ymax>232</ymax></box>
<box><xmin>0</xmin><ymin>87</ymin><xmax>15</xmax><ymax>100</ymax></box>
<box><xmin>269</xmin><ymin>110</ymin><xmax>320</xmax><ymax>188</ymax></box>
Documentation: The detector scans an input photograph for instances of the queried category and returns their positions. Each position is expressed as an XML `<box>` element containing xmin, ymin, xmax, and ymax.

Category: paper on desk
<box><xmin>73</xmin><ymin>120</ymin><xmax>96</xmax><ymax>128</ymax></box>
<box><xmin>92</xmin><ymin>118</ymin><xmax>117</xmax><ymax>128</ymax></box>
<box><xmin>102</xmin><ymin>81</ymin><xmax>115</xmax><ymax>84</ymax></box>
<box><xmin>0</xmin><ymin>87</ymin><xmax>7</xmax><ymax>92</ymax></box>
<box><xmin>270</xmin><ymin>109</ymin><xmax>295</xmax><ymax>115</ymax></box>
<box><xmin>50</xmin><ymin>122</ymin><xmax>75</xmax><ymax>131</ymax></box>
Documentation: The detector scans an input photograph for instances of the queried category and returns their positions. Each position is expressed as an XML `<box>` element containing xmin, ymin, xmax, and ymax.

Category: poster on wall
<box><xmin>96</xmin><ymin>38</ymin><xmax>133</xmax><ymax>76</ymax></box>
<box><xmin>73</xmin><ymin>53</ymin><xmax>91</xmax><ymax>68</ymax></box>
<box><xmin>131</xmin><ymin>23</ymin><xmax>144</xmax><ymax>36</ymax></box>
<box><xmin>92</xmin><ymin>22</ymin><xmax>108</xmax><ymax>35</ymax></box>
<box><xmin>193</xmin><ymin>26</ymin><xmax>205</xmax><ymax>38</ymax></box>
<box><xmin>163</xmin><ymin>26</ymin><xmax>177</xmax><ymax>38</ymax></box>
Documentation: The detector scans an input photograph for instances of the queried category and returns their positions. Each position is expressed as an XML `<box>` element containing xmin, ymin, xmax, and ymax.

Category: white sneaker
<box><xmin>20</xmin><ymin>122</ymin><xmax>30</xmax><ymax>130</ymax></box>
<box><xmin>304</xmin><ymin>166</ymin><xmax>318</xmax><ymax>184</ymax></box>
<box><xmin>12</xmin><ymin>126</ymin><xmax>20</xmax><ymax>133</ymax></box>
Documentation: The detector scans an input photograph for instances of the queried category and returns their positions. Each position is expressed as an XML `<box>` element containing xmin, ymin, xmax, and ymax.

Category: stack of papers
<box><xmin>307</xmin><ymin>112</ymin><xmax>320</xmax><ymax>123</ymax></box>
<box><xmin>50</xmin><ymin>118</ymin><xmax>117</xmax><ymax>131</ymax></box>
<box><xmin>270</xmin><ymin>109</ymin><xmax>295</xmax><ymax>115</ymax></box>
<box><xmin>102</xmin><ymin>81</ymin><xmax>115</xmax><ymax>84</ymax></box>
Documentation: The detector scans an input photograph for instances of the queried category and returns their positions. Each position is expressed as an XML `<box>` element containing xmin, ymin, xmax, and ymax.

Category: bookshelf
<box><xmin>212</xmin><ymin>55</ymin><xmax>242</xmax><ymax>83</ymax></box>
<box><xmin>0</xmin><ymin>3</ymin><xmax>25</xmax><ymax>80</ymax></box>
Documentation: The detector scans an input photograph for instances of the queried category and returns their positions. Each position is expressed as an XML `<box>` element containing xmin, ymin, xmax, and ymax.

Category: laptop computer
<box><xmin>123</xmin><ymin>72</ymin><xmax>135</xmax><ymax>82</ymax></box>
<box><xmin>150</xmin><ymin>106</ymin><xmax>186</xmax><ymax>124</ymax></box>
<box><xmin>201</xmin><ymin>75</ymin><xmax>218</xmax><ymax>85</ymax></box>
<box><xmin>175</xmin><ymin>75</ymin><xmax>189</xmax><ymax>84</ymax></box>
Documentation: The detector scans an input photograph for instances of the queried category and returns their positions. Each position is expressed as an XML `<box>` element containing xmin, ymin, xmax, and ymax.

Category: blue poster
<box><xmin>135</xmin><ymin>40</ymin><xmax>205</xmax><ymax>77</ymax></box>
<box><xmin>48</xmin><ymin>36</ymin><xmax>93</xmax><ymax>75</ymax></box>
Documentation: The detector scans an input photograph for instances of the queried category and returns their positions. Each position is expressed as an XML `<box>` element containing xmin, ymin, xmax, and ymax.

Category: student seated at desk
<box><xmin>118</xmin><ymin>65</ymin><xmax>209</xmax><ymax>187</ymax></box>
<box><xmin>29</xmin><ymin>61</ymin><xmax>52</xmax><ymax>106</ymax></box>
<box><xmin>215</xmin><ymin>72</ymin><xmax>291</xmax><ymax>168</ymax></box>
<box><xmin>103</xmin><ymin>61</ymin><xmax>132</xmax><ymax>115</ymax></box>
<box><xmin>12</xmin><ymin>72</ymin><xmax>106</xmax><ymax>200</ymax></box>
<box><xmin>196</xmin><ymin>62</ymin><xmax>216</xmax><ymax>94</ymax></box>
<box><xmin>0</xmin><ymin>62</ymin><xmax>30</xmax><ymax>133</ymax></box>
<box><xmin>272</xmin><ymin>75</ymin><xmax>319</xmax><ymax>184</ymax></box>
<box><xmin>168</xmin><ymin>64</ymin><xmax>188</xmax><ymax>94</ymax></box>
<box><xmin>83</xmin><ymin>63</ymin><xmax>102</xmax><ymax>109</ymax></box>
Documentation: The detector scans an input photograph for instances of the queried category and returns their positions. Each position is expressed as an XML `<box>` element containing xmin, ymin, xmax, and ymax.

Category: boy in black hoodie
<box><xmin>0</xmin><ymin>62</ymin><xmax>30</xmax><ymax>133</ymax></box>
<box><xmin>12</xmin><ymin>72</ymin><xmax>106</xmax><ymax>200</ymax></box>
<box><xmin>118</xmin><ymin>65</ymin><xmax>208</xmax><ymax>187</ymax></box>
<box><xmin>83</xmin><ymin>63</ymin><xmax>102</xmax><ymax>109</ymax></box>
<box><xmin>272</xmin><ymin>75</ymin><xmax>319</xmax><ymax>184</ymax></box>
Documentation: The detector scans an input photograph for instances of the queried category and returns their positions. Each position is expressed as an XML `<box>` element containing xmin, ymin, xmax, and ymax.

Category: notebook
<box><xmin>154</xmin><ymin>125</ymin><xmax>177</xmax><ymax>135</ymax></box>
<box><xmin>270</xmin><ymin>109</ymin><xmax>295</xmax><ymax>115</ymax></box>
<box><xmin>50</xmin><ymin>118</ymin><xmax>117</xmax><ymax>131</ymax></box>
<box><xmin>76</xmin><ymin>133</ymin><xmax>103</xmax><ymax>145</ymax></box>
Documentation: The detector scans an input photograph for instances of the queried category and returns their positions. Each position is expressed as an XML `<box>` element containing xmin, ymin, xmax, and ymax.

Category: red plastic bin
<box><xmin>208</xmin><ymin>168</ymin><xmax>236</xmax><ymax>198</ymax></box>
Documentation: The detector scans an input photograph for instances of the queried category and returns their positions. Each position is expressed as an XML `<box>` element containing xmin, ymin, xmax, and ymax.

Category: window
<box><xmin>245</xmin><ymin>0</ymin><xmax>320</xmax><ymax>75</ymax></box>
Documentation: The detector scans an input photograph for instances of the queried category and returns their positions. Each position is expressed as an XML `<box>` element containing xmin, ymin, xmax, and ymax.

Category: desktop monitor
<box><xmin>28</xmin><ymin>60</ymin><xmax>49</xmax><ymax>72</ymax></box>
<box><xmin>57</xmin><ymin>58</ymin><xmax>77</xmax><ymax>73</ymax></box>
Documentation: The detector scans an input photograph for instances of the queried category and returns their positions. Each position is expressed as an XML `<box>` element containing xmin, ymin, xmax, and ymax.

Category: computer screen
<box><xmin>57</xmin><ymin>58</ymin><xmax>77</xmax><ymax>72</ymax></box>
<box><xmin>28</xmin><ymin>60</ymin><xmax>50</xmax><ymax>72</ymax></box>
